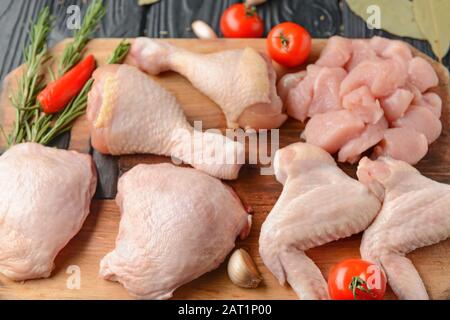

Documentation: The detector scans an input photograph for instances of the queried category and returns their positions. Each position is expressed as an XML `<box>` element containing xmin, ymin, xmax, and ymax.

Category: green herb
<box><xmin>57</xmin><ymin>0</ymin><xmax>106</xmax><ymax>76</ymax></box>
<box><xmin>6</xmin><ymin>7</ymin><xmax>52</xmax><ymax>146</ymax></box>
<box><xmin>107</xmin><ymin>40</ymin><xmax>131</xmax><ymax>64</ymax></box>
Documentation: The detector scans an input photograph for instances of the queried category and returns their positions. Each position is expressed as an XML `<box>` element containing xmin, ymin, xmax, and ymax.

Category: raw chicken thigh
<box><xmin>100</xmin><ymin>163</ymin><xmax>251</xmax><ymax>299</ymax></box>
<box><xmin>129</xmin><ymin>38</ymin><xmax>287</xmax><ymax>129</ymax></box>
<box><xmin>259</xmin><ymin>143</ymin><xmax>381</xmax><ymax>300</ymax></box>
<box><xmin>0</xmin><ymin>143</ymin><xmax>97</xmax><ymax>280</ymax></box>
<box><xmin>278</xmin><ymin>36</ymin><xmax>442</xmax><ymax>164</ymax></box>
<box><xmin>87</xmin><ymin>64</ymin><xmax>244</xmax><ymax>180</ymax></box>
<box><xmin>357</xmin><ymin>157</ymin><xmax>450</xmax><ymax>300</ymax></box>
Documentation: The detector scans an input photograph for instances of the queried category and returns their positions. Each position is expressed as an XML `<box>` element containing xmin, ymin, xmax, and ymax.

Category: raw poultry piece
<box><xmin>259</xmin><ymin>143</ymin><xmax>381</xmax><ymax>300</ymax></box>
<box><xmin>373</xmin><ymin>128</ymin><xmax>428</xmax><ymax>165</ymax></box>
<box><xmin>0</xmin><ymin>143</ymin><xmax>97</xmax><ymax>281</ymax></box>
<box><xmin>100</xmin><ymin>163</ymin><xmax>251</xmax><ymax>299</ymax></box>
<box><xmin>278</xmin><ymin>35</ymin><xmax>442</xmax><ymax>164</ymax></box>
<box><xmin>357</xmin><ymin>157</ymin><xmax>450</xmax><ymax>300</ymax></box>
<box><xmin>128</xmin><ymin>38</ymin><xmax>286</xmax><ymax>129</ymax></box>
<box><xmin>87</xmin><ymin>64</ymin><xmax>244</xmax><ymax>180</ymax></box>
<box><xmin>301</xmin><ymin>110</ymin><xmax>365</xmax><ymax>154</ymax></box>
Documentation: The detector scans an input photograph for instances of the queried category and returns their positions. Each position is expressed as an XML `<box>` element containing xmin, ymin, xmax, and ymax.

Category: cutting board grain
<box><xmin>0</xmin><ymin>39</ymin><xmax>450</xmax><ymax>300</ymax></box>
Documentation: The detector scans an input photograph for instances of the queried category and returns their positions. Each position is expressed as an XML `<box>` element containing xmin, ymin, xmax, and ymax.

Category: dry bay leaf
<box><xmin>346</xmin><ymin>0</ymin><xmax>426</xmax><ymax>40</ymax></box>
<box><xmin>413</xmin><ymin>0</ymin><xmax>450</xmax><ymax>61</ymax></box>
<box><xmin>138</xmin><ymin>0</ymin><xmax>160</xmax><ymax>6</ymax></box>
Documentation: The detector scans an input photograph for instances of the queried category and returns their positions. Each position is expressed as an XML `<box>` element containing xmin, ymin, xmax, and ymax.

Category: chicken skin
<box><xmin>0</xmin><ymin>143</ymin><xmax>97</xmax><ymax>280</ymax></box>
<box><xmin>100</xmin><ymin>163</ymin><xmax>251</xmax><ymax>299</ymax></box>
<box><xmin>259</xmin><ymin>143</ymin><xmax>381</xmax><ymax>299</ymax></box>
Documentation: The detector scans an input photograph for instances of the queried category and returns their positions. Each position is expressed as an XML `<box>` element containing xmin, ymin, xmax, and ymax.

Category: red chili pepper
<box><xmin>38</xmin><ymin>54</ymin><xmax>96</xmax><ymax>114</ymax></box>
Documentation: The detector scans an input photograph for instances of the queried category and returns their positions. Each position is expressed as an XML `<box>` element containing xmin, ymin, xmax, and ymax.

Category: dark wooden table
<box><xmin>1</xmin><ymin>0</ymin><xmax>449</xmax><ymax>199</ymax></box>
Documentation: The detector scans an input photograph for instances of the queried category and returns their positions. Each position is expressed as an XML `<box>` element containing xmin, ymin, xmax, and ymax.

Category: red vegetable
<box><xmin>267</xmin><ymin>22</ymin><xmax>311</xmax><ymax>67</ymax></box>
<box><xmin>328</xmin><ymin>259</ymin><xmax>387</xmax><ymax>300</ymax></box>
<box><xmin>38</xmin><ymin>54</ymin><xmax>96</xmax><ymax>114</ymax></box>
<box><xmin>220</xmin><ymin>3</ymin><xmax>264</xmax><ymax>38</ymax></box>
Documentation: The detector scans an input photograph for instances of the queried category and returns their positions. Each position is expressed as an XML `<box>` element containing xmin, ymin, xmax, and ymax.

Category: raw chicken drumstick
<box><xmin>357</xmin><ymin>157</ymin><xmax>450</xmax><ymax>300</ymax></box>
<box><xmin>0</xmin><ymin>143</ymin><xmax>97</xmax><ymax>280</ymax></box>
<box><xmin>87</xmin><ymin>64</ymin><xmax>244</xmax><ymax>180</ymax></box>
<box><xmin>259</xmin><ymin>142</ymin><xmax>381</xmax><ymax>299</ymax></box>
<box><xmin>100</xmin><ymin>163</ymin><xmax>251</xmax><ymax>299</ymax></box>
<box><xmin>128</xmin><ymin>38</ymin><xmax>287</xmax><ymax>130</ymax></box>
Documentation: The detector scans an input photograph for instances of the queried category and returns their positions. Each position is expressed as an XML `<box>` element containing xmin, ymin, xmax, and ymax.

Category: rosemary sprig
<box><xmin>107</xmin><ymin>40</ymin><xmax>131</xmax><ymax>64</ymax></box>
<box><xmin>36</xmin><ymin>41</ymin><xmax>131</xmax><ymax>145</ymax></box>
<box><xmin>7</xmin><ymin>7</ymin><xmax>52</xmax><ymax>146</ymax></box>
<box><xmin>57</xmin><ymin>0</ymin><xmax>106</xmax><ymax>76</ymax></box>
<box><xmin>31</xmin><ymin>0</ymin><xmax>107</xmax><ymax>145</ymax></box>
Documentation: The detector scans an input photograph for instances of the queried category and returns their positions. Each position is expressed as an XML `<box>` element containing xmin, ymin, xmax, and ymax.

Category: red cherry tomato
<box><xmin>267</xmin><ymin>22</ymin><xmax>311</xmax><ymax>67</ymax></box>
<box><xmin>220</xmin><ymin>3</ymin><xmax>264</xmax><ymax>38</ymax></box>
<box><xmin>328</xmin><ymin>259</ymin><xmax>387</xmax><ymax>300</ymax></box>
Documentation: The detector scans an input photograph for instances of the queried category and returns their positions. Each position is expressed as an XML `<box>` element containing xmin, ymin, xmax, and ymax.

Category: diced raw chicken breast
<box><xmin>422</xmin><ymin>92</ymin><xmax>442</xmax><ymax>118</ymax></box>
<box><xmin>379</xmin><ymin>88</ymin><xmax>414</xmax><ymax>122</ymax></box>
<box><xmin>346</xmin><ymin>39</ymin><xmax>378</xmax><ymax>71</ymax></box>
<box><xmin>393</xmin><ymin>106</ymin><xmax>442</xmax><ymax>144</ymax></box>
<box><xmin>308</xmin><ymin>67</ymin><xmax>347</xmax><ymax>117</ymax></box>
<box><xmin>316</xmin><ymin>36</ymin><xmax>352</xmax><ymax>68</ymax></box>
<box><xmin>408</xmin><ymin>57</ymin><xmax>439</xmax><ymax>92</ymax></box>
<box><xmin>342</xmin><ymin>86</ymin><xmax>384</xmax><ymax>124</ymax></box>
<box><xmin>340</xmin><ymin>58</ymin><xmax>407</xmax><ymax>98</ymax></box>
<box><xmin>283</xmin><ymin>65</ymin><xmax>344</xmax><ymax>122</ymax></box>
<box><xmin>370</xmin><ymin>37</ymin><xmax>413</xmax><ymax>61</ymax></box>
<box><xmin>373</xmin><ymin>128</ymin><xmax>428</xmax><ymax>165</ymax></box>
<box><xmin>338</xmin><ymin>117</ymin><xmax>388</xmax><ymax>164</ymax></box>
<box><xmin>277</xmin><ymin>70</ymin><xmax>306</xmax><ymax>102</ymax></box>
<box><xmin>302</xmin><ymin>110</ymin><xmax>365</xmax><ymax>154</ymax></box>
<box><xmin>285</xmin><ymin>75</ymin><xmax>314</xmax><ymax>122</ymax></box>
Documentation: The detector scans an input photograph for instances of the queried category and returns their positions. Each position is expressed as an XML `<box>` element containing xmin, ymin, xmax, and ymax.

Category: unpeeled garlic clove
<box><xmin>245</xmin><ymin>0</ymin><xmax>267</xmax><ymax>6</ymax></box>
<box><xmin>227</xmin><ymin>248</ymin><xmax>262</xmax><ymax>288</ymax></box>
<box><xmin>191</xmin><ymin>20</ymin><xmax>218</xmax><ymax>40</ymax></box>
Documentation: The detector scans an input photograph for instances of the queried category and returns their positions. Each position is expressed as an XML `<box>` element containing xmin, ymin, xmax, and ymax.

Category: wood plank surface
<box><xmin>1</xmin><ymin>38</ymin><xmax>450</xmax><ymax>299</ymax></box>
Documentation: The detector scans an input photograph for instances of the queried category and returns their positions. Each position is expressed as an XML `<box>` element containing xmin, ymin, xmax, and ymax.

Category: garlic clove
<box><xmin>245</xmin><ymin>0</ymin><xmax>267</xmax><ymax>6</ymax></box>
<box><xmin>191</xmin><ymin>20</ymin><xmax>218</xmax><ymax>40</ymax></box>
<box><xmin>227</xmin><ymin>248</ymin><xmax>262</xmax><ymax>288</ymax></box>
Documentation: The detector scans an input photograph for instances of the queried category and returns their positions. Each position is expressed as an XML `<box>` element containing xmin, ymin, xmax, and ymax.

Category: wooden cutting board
<box><xmin>0</xmin><ymin>39</ymin><xmax>450</xmax><ymax>300</ymax></box>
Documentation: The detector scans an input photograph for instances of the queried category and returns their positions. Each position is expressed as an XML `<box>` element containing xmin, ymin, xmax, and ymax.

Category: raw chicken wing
<box><xmin>358</xmin><ymin>157</ymin><xmax>450</xmax><ymax>300</ymax></box>
<box><xmin>259</xmin><ymin>143</ymin><xmax>381</xmax><ymax>299</ymax></box>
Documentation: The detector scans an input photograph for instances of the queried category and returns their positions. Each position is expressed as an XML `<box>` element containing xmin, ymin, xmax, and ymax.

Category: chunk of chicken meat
<box><xmin>259</xmin><ymin>143</ymin><xmax>381</xmax><ymax>300</ymax></box>
<box><xmin>393</xmin><ymin>106</ymin><xmax>442</xmax><ymax>144</ymax></box>
<box><xmin>373</xmin><ymin>128</ymin><xmax>428</xmax><ymax>165</ymax></box>
<box><xmin>340</xmin><ymin>58</ymin><xmax>407</xmax><ymax>98</ymax></box>
<box><xmin>100</xmin><ymin>163</ymin><xmax>251</xmax><ymax>299</ymax></box>
<box><xmin>408</xmin><ymin>57</ymin><xmax>439</xmax><ymax>93</ymax></box>
<box><xmin>87</xmin><ymin>64</ymin><xmax>244</xmax><ymax>180</ymax></box>
<box><xmin>342</xmin><ymin>86</ymin><xmax>383</xmax><ymax>124</ymax></box>
<box><xmin>338</xmin><ymin>117</ymin><xmax>388</xmax><ymax>164</ymax></box>
<box><xmin>379</xmin><ymin>88</ymin><xmax>414</xmax><ymax>122</ymax></box>
<box><xmin>0</xmin><ymin>143</ymin><xmax>97</xmax><ymax>280</ymax></box>
<box><xmin>279</xmin><ymin>65</ymin><xmax>346</xmax><ymax>122</ymax></box>
<box><xmin>315</xmin><ymin>36</ymin><xmax>352</xmax><ymax>68</ymax></box>
<box><xmin>128</xmin><ymin>38</ymin><xmax>286</xmax><ymax>129</ymax></box>
<box><xmin>302</xmin><ymin>110</ymin><xmax>365</xmax><ymax>154</ymax></box>
<box><xmin>357</xmin><ymin>157</ymin><xmax>450</xmax><ymax>300</ymax></box>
